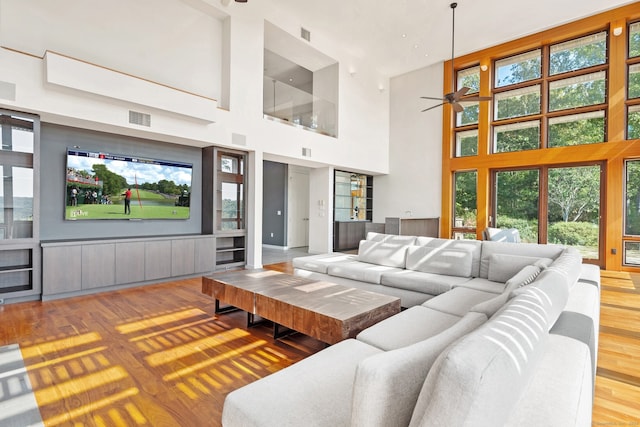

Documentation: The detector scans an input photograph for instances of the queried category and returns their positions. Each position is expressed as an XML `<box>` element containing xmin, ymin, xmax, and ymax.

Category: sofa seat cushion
<box><xmin>453</xmin><ymin>277</ymin><xmax>506</xmax><ymax>294</ymax></box>
<box><xmin>409</xmin><ymin>289</ymin><xmax>552</xmax><ymax>427</ymax></box>
<box><xmin>479</xmin><ymin>241</ymin><xmax>565</xmax><ymax>279</ymax></box>
<box><xmin>356</xmin><ymin>306</ymin><xmax>461</xmax><ymax>351</ymax></box>
<box><xmin>292</xmin><ymin>253</ymin><xmax>357</xmax><ymax>274</ymax></box>
<box><xmin>504</xmin><ymin>334</ymin><xmax>593</xmax><ymax>427</ymax></box>
<box><xmin>327</xmin><ymin>261</ymin><xmax>403</xmax><ymax>284</ymax></box>
<box><xmin>357</xmin><ymin>240</ymin><xmax>409</xmax><ymax>268</ymax></box>
<box><xmin>351</xmin><ymin>312</ymin><xmax>487</xmax><ymax>427</ymax></box>
<box><xmin>221</xmin><ymin>339</ymin><xmax>381</xmax><ymax>427</ymax></box>
<box><xmin>405</xmin><ymin>245</ymin><xmax>473</xmax><ymax>277</ymax></box>
<box><xmin>380</xmin><ymin>270</ymin><xmax>471</xmax><ymax>296</ymax></box>
<box><xmin>421</xmin><ymin>286</ymin><xmax>498</xmax><ymax>317</ymax></box>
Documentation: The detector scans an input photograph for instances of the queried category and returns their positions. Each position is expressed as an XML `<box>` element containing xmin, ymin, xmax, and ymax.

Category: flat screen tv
<box><xmin>65</xmin><ymin>149</ymin><xmax>193</xmax><ymax>220</ymax></box>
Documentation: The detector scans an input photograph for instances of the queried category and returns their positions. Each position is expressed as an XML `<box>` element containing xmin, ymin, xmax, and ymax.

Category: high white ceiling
<box><xmin>260</xmin><ymin>0</ymin><xmax>638</xmax><ymax>78</ymax></box>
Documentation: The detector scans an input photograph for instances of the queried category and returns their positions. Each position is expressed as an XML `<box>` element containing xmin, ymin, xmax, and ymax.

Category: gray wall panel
<box><xmin>262</xmin><ymin>160</ymin><xmax>286</xmax><ymax>246</ymax></box>
<box><xmin>40</xmin><ymin>123</ymin><xmax>203</xmax><ymax>241</ymax></box>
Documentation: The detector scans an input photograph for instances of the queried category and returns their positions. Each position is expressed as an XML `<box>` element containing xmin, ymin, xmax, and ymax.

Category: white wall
<box><xmin>374</xmin><ymin>63</ymin><xmax>444</xmax><ymax>223</ymax></box>
<box><xmin>0</xmin><ymin>0</ymin><xmax>394</xmax><ymax>254</ymax></box>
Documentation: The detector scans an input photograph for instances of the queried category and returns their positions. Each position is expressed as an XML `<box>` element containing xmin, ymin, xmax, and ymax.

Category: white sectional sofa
<box><xmin>221</xmin><ymin>233</ymin><xmax>600</xmax><ymax>427</ymax></box>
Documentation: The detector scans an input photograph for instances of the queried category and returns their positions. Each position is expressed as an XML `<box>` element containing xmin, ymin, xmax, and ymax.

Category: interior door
<box><xmin>288</xmin><ymin>169</ymin><xmax>310</xmax><ymax>248</ymax></box>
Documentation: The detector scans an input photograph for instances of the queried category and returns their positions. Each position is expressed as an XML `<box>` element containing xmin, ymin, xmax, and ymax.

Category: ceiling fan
<box><xmin>421</xmin><ymin>3</ymin><xmax>491</xmax><ymax>113</ymax></box>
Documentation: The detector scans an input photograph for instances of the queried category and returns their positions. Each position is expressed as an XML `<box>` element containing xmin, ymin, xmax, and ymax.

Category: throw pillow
<box><xmin>503</xmin><ymin>264</ymin><xmax>542</xmax><ymax>294</ymax></box>
<box><xmin>487</xmin><ymin>253</ymin><xmax>545</xmax><ymax>283</ymax></box>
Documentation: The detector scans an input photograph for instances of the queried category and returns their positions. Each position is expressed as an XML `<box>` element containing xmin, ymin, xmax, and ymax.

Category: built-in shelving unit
<box><xmin>0</xmin><ymin>110</ymin><xmax>41</xmax><ymax>304</ymax></box>
<box><xmin>0</xmin><ymin>248</ymin><xmax>33</xmax><ymax>294</ymax></box>
<box><xmin>333</xmin><ymin>170</ymin><xmax>373</xmax><ymax>250</ymax></box>
<box><xmin>202</xmin><ymin>146</ymin><xmax>248</xmax><ymax>270</ymax></box>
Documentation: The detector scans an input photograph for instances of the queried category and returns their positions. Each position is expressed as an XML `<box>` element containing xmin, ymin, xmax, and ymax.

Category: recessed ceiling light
<box><xmin>289</xmin><ymin>78</ymin><xmax>293</xmax><ymax>82</ymax></box>
<box><xmin>401</xmin><ymin>34</ymin><xmax>407</xmax><ymax>38</ymax></box>
<box><xmin>414</xmin><ymin>44</ymin><xmax>419</xmax><ymax>49</ymax></box>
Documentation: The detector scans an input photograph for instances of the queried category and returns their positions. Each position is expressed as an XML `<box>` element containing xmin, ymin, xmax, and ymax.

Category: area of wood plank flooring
<box><xmin>0</xmin><ymin>263</ymin><xmax>637</xmax><ymax>426</ymax></box>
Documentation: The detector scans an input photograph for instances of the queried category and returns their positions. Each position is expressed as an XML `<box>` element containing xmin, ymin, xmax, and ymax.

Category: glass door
<box><xmin>493</xmin><ymin>169</ymin><xmax>540</xmax><ymax>243</ymax></box>
<box><xmin>547</xmin><ymin>164</ymin><xmax>602</xmax><ymax>261</ymax></box>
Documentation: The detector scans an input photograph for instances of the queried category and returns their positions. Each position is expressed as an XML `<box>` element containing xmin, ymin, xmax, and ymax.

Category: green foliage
<box><xmin>548</xmin><ymin>221</ymin><xmax>598</xmax><ymax>246</ymax></box>
<box><xmin>549</xmin><ymin>37</ymin><xmax>606</xmax><ymax>75</ymax></box>
<box><xmin>626</xmin><ymin>160</ymin><xmax>640</xmax><ymax>235</ymax></box>
<box><xmin>496</xmin><ymin>169</ymin><xmax>539</xmax><ymax>221</ymax></box>
<box><xmin>549</xmin><ymin>77</ymin><xmax>605</xmax><ymax>111</ymax></box>
<box><xmin>496</xmin><ymin>90</ymin><xmax>540</xmax><ymax>120</ymax></box>
<box><xmin>92</xmin><ymin>164</ymin><xmax>127</xmax><ymax>196</ymax></box>
<box><xmin>454</xmin><ymin>171</ymin><xmax>477</xmax><ymax>226</ymax></box>
<box><xmin>548</xmin><ymin>166</ymin><xmax>600</xmax><ymax>223</ymax></box>
<box><xmin>495</xmin><ymin>123</ymin><xmax>540</xmax><ymax>152</ymax></box>
<box><xmin>495</xmin><ymin>216</ymin><xmax>538</xmax><ymax>243</ymax></box>
<box><xmin>628</xmin><ymin>110</ymin><xmax>640</xmax><ymax>139</ymax></box>
<box><xmin>458</xmin><ymin>134</ymin><xmax>478</xmax><ymax>156</ymax></box>
<box><xmin>548</xmin><ymin>115</ymin><xmax>604</xmax><ymax>147</ymax></box>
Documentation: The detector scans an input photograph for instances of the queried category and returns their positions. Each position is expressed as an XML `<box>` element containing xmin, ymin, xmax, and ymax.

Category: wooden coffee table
<box><xmin>202</xmin><ymin>269</ymin><xmax>401</xmax><ymax>345</ymax></box>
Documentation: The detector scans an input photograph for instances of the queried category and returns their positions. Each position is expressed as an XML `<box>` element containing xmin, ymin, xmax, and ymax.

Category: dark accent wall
<box><xmin>262</xmin><ymin>160</ymin><xmax>286</xmax><ymax>246</ymax></box>
<box><xmin>40</xmin><ymin>123</ymin><xmax>202</xmax><ymax>241</ymax></box>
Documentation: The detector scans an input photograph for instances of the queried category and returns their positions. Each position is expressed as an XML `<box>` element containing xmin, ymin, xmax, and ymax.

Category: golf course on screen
<box><xmin>65</xmin><ymin>149</ymin><xmax>193</xmax><ymax>221</ymax></box>
<box><xmin>65</xmin><ymin>188</ymin><xmax>190</xmax><ymax>220</ymax></box>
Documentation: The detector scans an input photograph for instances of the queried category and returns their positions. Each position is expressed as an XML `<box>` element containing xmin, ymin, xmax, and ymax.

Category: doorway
<box><xmin>288</xmin><ymin>166</ymin><xmax>310</xmax><ymax>248</ymax></box>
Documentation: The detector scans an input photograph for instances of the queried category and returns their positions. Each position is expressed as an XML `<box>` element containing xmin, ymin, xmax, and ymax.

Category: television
<box><xmin>65</xmin><ymin>149</ymin><xmax>193</xmax><ymax>220</ymax></box>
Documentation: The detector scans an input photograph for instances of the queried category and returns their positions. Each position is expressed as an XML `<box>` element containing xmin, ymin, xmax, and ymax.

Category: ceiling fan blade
<box><xmin>452</xmin><ymin>86</ymin><xmax>470</xmax><ymax>100</ymax></box>
<box><xmin>461</xmin><ymin>95</ymin><xmax>492</xmax><ymax>102</ymax></box>
<box><xmin>452</xmin><ymin>102</ymin><xmax>464</xmax><ymax>113</ymax></box>
<box><xmin>421</xmin><ymin>102</ymin><xmax>446</xmax><ymax>112</ymax></box>
<box><xmin>420</xmin><ymin>96</ymin><xmax>446</xmax><ymax>101</ymax></box>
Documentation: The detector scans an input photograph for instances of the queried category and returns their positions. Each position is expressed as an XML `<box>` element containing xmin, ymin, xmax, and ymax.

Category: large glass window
<box><xmin>549</xmin><ymin>32</ymin><xmax>607</xmax><ymax>75</ymax></box>
<box><xmin>493</xmin><ymin>121</ymin><xmax>540</xmax><ymax>153</ymax></box>
<box><xmin>494</xmin><ymin>85</ymin><xmax>541</xmax><ymax>120</ymax></box>
<box><xmin>495</xmin><ymin>50</ymin><xmax>541</xmax><ymax>87</ymax></box>
<box><xmin>455</xmin><ymin>129</ymin><xmax>478</xmax><ymax>157</ymax></box>
<box><xmin>548</xmin><ymin>72</ymin><xmax>606</xmax><ymax>112</ymax></box>
<box><xmin>453</xmin><ymin>171</ymin><xmax>477</xmax><ymax>239</ymax></box>
<box><xmin>548</xmin><ymin>111</ymin><xmax>606</xmax><ymax>147</ymax></box>
<box><xmin>628</xmin><ymin>22</ymin><xmax>640</xmax><ymax>140</ymax></box>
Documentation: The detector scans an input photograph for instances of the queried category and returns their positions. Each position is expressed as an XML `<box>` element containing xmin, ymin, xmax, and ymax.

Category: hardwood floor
<box><xmin>0</xmin><ymin>265</ymin><xmax>637</xmax><ymax>426</ymax></box>
<box><xmin>592</xmin><ymin>270</ymin><xmax>640</xmax><ymax>424</ymax></box>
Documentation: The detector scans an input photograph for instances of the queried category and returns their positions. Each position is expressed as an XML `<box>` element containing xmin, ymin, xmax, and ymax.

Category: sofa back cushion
<box><xmin>358</xmin><ymin>240</ymin><xmax>409</xmax><ymax>268</ymax></box>
<box><xmin>416</xmin><ymin>238</ymin><xmax>483</xmax><ymax>277</ymax></box>
<box><xmin>351</xmin><ymin>312</ymin><xmax>487</xmax><ymax>427</ymax></box>
<box><xmin>409</xmin><ymin>290</ymin><xmax>551</xmax><ymax>427</ymax></box>
<box><xmin>546</xmin><ymin>247</ymin><xmax>582</xmax><ymax>290</ymax></box>
<box><xmin>509</xmin><ymin>268</ymin><xmax>570</xmax><ymax>328</ymax></box>
<box><xmin>405</xmin><ymin>246</ymin><xmax>473</xmax><ymax>278</ymax></box>
<box><xmin>479</xmin><ymin>241</ymin><xmax>565</xmax><ymax>279</ymax></box>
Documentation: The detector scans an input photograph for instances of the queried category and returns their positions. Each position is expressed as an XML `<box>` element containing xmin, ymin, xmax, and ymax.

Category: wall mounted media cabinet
<box><xmin>41</xmin><ymin>235</ymin><xmax>216</xmax><ymax>300</ymax></box>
